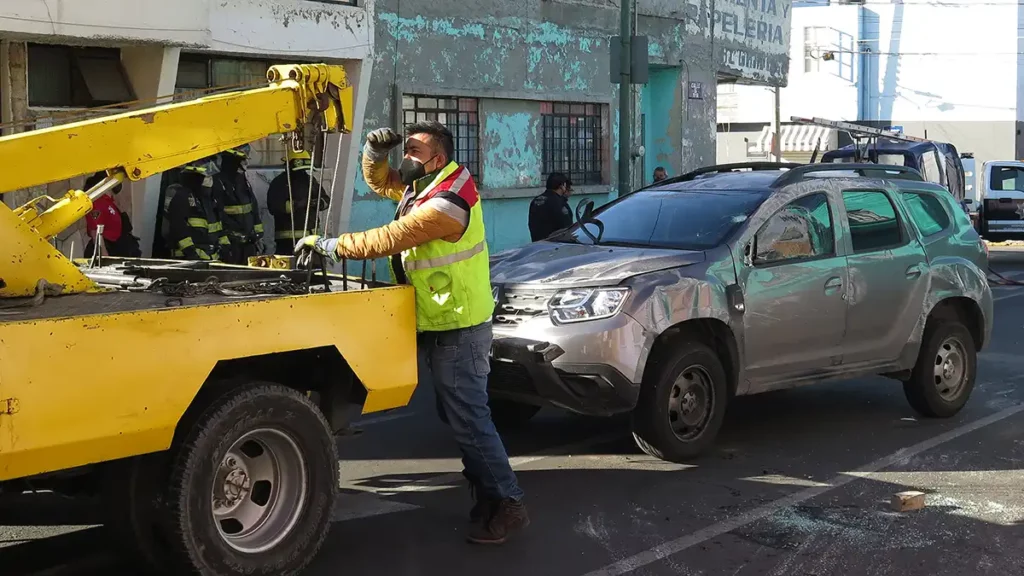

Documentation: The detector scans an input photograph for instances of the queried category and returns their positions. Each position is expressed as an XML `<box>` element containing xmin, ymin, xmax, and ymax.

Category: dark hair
<box><xmin>546</xmin><ymin>172</ymin><xmax>571</xmax><ymax>191</ymax></box>
<box><xmin>406</xmin><ymin>120</ymin><xmax>455</xmax><ymax>162</ymax></box>
<box><xmin>654</xmin><ymin>166</ymin><xmax>666</xmax><ymax>173</ymax></box>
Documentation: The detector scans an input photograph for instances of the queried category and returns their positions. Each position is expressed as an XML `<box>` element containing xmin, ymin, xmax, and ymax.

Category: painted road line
<box><xmin>370</xmin><ymin>431</ymin><xmax>625</xmax><ymax>495</ymax></box>
<box><xmin>332</xmin><ymin>430</ymin><xmax>624</xmax><ymax>522</ymax></box>
<box><xmin>580</xmin><ymin>403</ymin><xmax>1024</xmax><ymax>576</ymax></box>
<box><xmin>331</xmin><ymin>491</ymin><xmax>422</xmax><ymax>522</ymax></box>
<box><xmin>993</xmin><ymin>290</ymin><xmax>1024</xmax><ymax>302</ymax></box>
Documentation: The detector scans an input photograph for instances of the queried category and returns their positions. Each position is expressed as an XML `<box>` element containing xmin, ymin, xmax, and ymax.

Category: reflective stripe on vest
<box><xmin>399</xmin><ymin>164</ymin><xmax>493</xmax><ymax>332</ymax></box>
<box><xmin>403</xmin><ymin>240</ymin><xmax>485</xmax><ymax>272</ymax></box>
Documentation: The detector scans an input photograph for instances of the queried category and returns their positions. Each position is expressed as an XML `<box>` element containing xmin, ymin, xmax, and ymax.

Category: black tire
<box><xmin>164</xmin><ymin>383</ymin><xmax>338</xmax><ymax>576</ymax></box>
<box><xmin>488</xmin><ymin>398</ymin><xmax>542</xmax><ymax>431</ymax></box>
<box><xmin>631</xmin><ymin>341</ymin><xmax>729</xmax><ymax>463</ymax></box>
<box><xmin>904</xmin><ymin>320</ymin><xmax>976</xmax><ymax>418</ymax></box>
<box><xmin>100</xmin><ymin>453</ymin><xmax>176</xmax><ymax>574</ymax></box>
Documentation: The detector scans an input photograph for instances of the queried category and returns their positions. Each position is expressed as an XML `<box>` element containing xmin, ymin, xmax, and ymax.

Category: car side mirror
<box><xmin>744</xmin><ymin>239</ymin><xmax>756</xmax><ymax>266</ymax></box>
<box><xmin>576</xmin><ymin>198</ymin><xmax>595</xmax><ymax>222</ymax></box>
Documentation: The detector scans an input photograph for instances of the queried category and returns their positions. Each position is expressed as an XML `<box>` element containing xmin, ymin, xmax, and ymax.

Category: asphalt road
<box><xmin>5</xmin><ymin>253</ymin><xmax>1024</xmax><ymax>576</ymax></box>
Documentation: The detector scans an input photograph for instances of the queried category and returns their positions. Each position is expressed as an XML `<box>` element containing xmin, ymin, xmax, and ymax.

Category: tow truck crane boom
<box><xmin>0</xmin><ymin>63</ymin><xmax>417</xmax><ymax>576</ymax></box>
<box><xmin>0</xmin><ymin>63</ymin><xmax>353</xmax><ymax>298</ymax></box>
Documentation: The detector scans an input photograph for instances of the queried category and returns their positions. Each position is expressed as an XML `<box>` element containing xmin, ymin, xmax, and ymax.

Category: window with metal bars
<box><xmin>402</xmin><ymin>95</ymin><xmax>480</xmax><ymax>182</ymax></box>
<box><xmin>541</xmin><ymin>102</ymin><xmax>604</xmax><ymax>186</ymax></box>
<box><xmin>174</xmin><ymin>55</ymin><xmax>286</xmax><ymax>167</ymax></box>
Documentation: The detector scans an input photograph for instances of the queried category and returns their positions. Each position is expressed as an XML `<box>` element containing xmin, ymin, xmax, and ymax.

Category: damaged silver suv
<box><xmin>487</xmin><ymin>162</ymin><xmax>993</xmax><ymax>462</ymax></box>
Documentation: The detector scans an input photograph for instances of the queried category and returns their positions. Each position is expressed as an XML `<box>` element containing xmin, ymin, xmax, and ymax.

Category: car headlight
<box><xmin>548</xmin><ymin>287</ymin><xmax>629</xmax><ymax>324</ymax></box>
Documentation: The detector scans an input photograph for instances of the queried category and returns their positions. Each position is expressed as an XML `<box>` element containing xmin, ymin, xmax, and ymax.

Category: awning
<box><xmin>748</xmin><ymin>125</ymin><xmax>833</xmax><ymax>155</ymax></box>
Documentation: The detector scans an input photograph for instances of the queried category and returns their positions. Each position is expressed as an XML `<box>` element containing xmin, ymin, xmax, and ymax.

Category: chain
<box><xmin>145</xmin><ymin>276</ymin><xmax>322</xmax><ymax>298</ymax></box>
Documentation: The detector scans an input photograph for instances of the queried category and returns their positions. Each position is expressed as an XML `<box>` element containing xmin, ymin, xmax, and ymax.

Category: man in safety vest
<box><xmin>293</xmin><ymin>121</ymin><xmax>527</xmax><ymax>545</ymax></box>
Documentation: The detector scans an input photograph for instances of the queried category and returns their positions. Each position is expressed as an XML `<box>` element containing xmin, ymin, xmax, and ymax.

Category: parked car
<box><xmin>487</xmin><ymin>162</ymin><xmax>993</xmax><ymax>462</ymax></box>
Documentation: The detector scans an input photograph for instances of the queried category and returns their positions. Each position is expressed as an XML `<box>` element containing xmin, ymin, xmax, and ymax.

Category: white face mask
<box><xmin>202</xmin><ymin>176</ymin><xmax>214</xmax><ymax>188</ymax></box>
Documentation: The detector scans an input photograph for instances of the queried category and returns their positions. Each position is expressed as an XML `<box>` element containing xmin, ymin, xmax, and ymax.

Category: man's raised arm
<box><xmin>361</xmin><ymin>128</ymin><xmax>406</xmax><ymax>202</ymax></box>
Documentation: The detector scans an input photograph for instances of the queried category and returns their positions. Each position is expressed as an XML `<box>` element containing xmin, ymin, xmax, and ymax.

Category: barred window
<box><xmin>402</xmin><ymin>95</ymin><xmax>480</xmax><ymax>181</ymax></box>
<box><xmin>541</xmin><ymin>102</ymin><xmax>603</xmax><ymax>186</ymax></box>
<box><xmin>174</xmin><ymin>55</ymin><xmax>286</xmax><ymax>167</ymax></box>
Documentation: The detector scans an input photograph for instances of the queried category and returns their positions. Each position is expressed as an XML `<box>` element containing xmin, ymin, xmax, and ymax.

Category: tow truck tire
<box><xmin>164</xmin><ymin>383</ymin><xmax>338</xmax><ymax>576</ymax></box>
<box><xmin>631</xmin><ymin>341</ymin><xmax>728</xmax><ymax>463</ymax></box>
<box><xmin>903</xmin><ymin>320</ymin><xmax>976</xmax><ymax>418</ymax></box>
<box><xmin>488</xmin><ymin>398</ymin><xmax>542</xmax><ymax>431</ymax></box>
<box><xmin>101</xmin><ymin>453</ymin><xmax>176</xmax><ymax>574</ymax></box>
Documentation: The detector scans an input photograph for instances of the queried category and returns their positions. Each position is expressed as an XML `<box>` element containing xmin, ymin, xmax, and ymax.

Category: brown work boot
<box><xmin>466</xmin><ymin>498</ymin><xmax>529</xmax><ymax>545</ymax></box>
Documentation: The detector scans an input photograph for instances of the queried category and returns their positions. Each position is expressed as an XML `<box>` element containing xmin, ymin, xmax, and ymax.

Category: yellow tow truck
<box><xmin>0</xmin><ymin>64</ymin><xmax>417</xmax><ymax>575</ymax></box>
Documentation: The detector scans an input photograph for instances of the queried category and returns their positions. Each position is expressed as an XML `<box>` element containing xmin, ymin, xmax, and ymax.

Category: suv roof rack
<box><xmin>641</xmin><ymin>161</ymin><xmax>803</xmax><ymax>191</ymax></box>
<box><xmin>789</xmin><ymin>116</ymin><xmax>929</xmax><ymax>144</ymax></box>
<box><xmin>771</xmin><ymin>163</ymin><xmax>925</xmax><ymax>188</ymax></box>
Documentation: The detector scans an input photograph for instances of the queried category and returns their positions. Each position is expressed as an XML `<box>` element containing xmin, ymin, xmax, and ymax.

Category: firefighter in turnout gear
<box><xmin>266</xmin><ymin>149</ymin><xmax>329</xmax><ymax>254</ymax></box>
<box><xmin>166</xmin><ymin>159</ymin><xmax>230</xmax><ymax>260</ymax></box>
<box><xmin>213</xmin><ymin>145</ymin><xmax>264</xmax><ymax>264</ymax></box>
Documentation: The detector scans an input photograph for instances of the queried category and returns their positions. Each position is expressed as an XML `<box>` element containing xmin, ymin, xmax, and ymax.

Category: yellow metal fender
<box><xmin>0</xmin><ymin>285</ymin><xmax>417</xmax><ymax>481</ymax></box>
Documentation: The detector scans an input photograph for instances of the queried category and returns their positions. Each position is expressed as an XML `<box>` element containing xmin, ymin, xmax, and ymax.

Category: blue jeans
<box><xmin>418</xmin><ymin>322</ymin><xmax>525</xmax><ymax>502</ymax></box>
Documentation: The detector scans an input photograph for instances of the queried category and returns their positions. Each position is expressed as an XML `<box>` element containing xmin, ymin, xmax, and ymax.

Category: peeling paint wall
<box><xmin>348</xmin><ymin>0</ymin><xmax>789</xmax><ymax>278</ymax></box>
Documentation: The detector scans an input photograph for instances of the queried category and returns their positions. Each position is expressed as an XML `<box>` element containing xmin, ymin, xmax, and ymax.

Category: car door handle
<box><xmin>905</xmin><ymin>264</ymin><xmax>923</xmax><ymax>279</ymax></box>
<box><xmin>824</xmin><ymin>277</ymin><xmax>843</xmax><ymax>291</ymax></box>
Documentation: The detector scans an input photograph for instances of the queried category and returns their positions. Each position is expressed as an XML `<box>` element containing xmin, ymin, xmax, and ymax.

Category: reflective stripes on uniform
<box><xmin>223</xmin><ymin>204</ymin><xmax>253</xmax><ymax>215</ymax></box>
<box><xmin>404</xmin><ymin>240</ymin><xmax>485</xmax><ymax>272</ymax></box>
<box><xmin>275</xmin><ymin>229</ymin><xmax>310</xmax><ymax>240</ymax></box>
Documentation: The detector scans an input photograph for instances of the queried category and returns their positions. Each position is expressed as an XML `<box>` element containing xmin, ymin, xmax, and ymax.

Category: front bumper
<box><xmin>488</xmin><ymin>335</ymin><xmax>640</xmax><ymax>417</ymax></box>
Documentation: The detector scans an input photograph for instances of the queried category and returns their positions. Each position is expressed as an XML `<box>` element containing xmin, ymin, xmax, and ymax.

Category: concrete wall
<box><xmin>349</xmin><ymin>0</ymin><xmax>793</xmax><ymax>277</ymax></box>
<box><xmin>719</xmin><ymin>0</ymin><xmax>1022</xmax><ymax>169</ymax></box>
<box><xmin>0</xmin><ymin>0</ymin><xmax>794</xmax><ymax>270</ymax></box>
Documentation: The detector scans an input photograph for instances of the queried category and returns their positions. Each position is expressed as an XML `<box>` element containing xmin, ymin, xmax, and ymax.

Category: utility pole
<box><xmin>618</xmin><ymin>0</ymin><xmax>632</xmax><ymax>196</ymax></box>
<box><xmin>772</xmin><ymin>86</ymin><xmax>781</xmax><ymax>161</ymax></box>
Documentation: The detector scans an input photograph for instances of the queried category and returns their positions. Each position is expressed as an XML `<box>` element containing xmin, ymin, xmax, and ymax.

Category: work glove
<box><xmin>294</xmin><ymin>234</ymin><xmax>339</xmax><ymax>267</ymax></box>
<box><xmin>364</xmin><ymin>128</ymin><xmax>402</xmax><ymax>161</ymax></box>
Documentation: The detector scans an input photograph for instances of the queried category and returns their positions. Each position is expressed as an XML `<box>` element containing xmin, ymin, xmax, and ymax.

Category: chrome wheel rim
<box><xmin>667</xmin><ymin>365</ymin><xmax>714</xmax><ymax>441</ymax></box>
<box><xmin>211</xmin><ymin>428</ymin><xmax>307</xmax><ymax>554</ymax></box>
<box><xmin>934</xmin><ymin>336</ymin><xmax>968</xmax><ymax>402</ymax></box>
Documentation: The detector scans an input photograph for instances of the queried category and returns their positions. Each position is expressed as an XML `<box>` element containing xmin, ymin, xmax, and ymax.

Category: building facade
<box><xmin>718</xmin><ymin>0</ymin><xmax>1022</xmax><ymax>170</ymax></box>
<box><xmin>0</xmin><ymin>0</ymin><xmax>792</xmax><ymax>270</ymax></box>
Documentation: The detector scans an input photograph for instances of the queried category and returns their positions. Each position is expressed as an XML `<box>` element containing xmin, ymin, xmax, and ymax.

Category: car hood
<box><xmin>489</xmin><ymin>242</ymin><xmax>705</xmax><ymax>286</ymax></box>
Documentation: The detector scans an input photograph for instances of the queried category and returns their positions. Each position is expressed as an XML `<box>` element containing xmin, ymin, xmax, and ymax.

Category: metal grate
<box><xmin>541</xmin><ymin>102</ymin><xmax>603</xmax><ymax>186</ymax></box>
<box><xmin>493</xmin><ymin>288</ymin><xmax>557</xmax><ymax>326</ymax></box>
<box><xmin>402</xmin><ymin>95</ymin><xmax>480</xmax><ymax>181</ymax></box>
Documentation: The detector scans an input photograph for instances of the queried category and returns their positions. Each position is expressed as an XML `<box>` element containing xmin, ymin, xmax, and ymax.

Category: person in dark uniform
<box><xmin>266</xmin><ymin>149</ymin><xmax>329</xmax><ymax>254</ymax></box>
<box><xmin>528</xmin><ymin>172</ymin><xmax>574</xmax><ymax>242</ymax></box>
<box><xmin>166</xmin><ymin>159</ymin><xmax>230</xmax><ymax>261</ymax></box>
<box><xmin>212</xmin><ymin>145</ymin><xmax>264</xmax><ymax>264</ymax></box>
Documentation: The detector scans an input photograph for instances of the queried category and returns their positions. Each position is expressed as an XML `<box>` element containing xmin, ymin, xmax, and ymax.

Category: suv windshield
<box><xmin>552</xmin><ymin>189</ymin><xmax>766</xmax><ymax>250</ymax></box>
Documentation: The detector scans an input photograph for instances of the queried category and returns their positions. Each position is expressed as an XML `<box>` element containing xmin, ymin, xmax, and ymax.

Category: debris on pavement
<box><xmin>891</xmin><ymin>491</ymin><xmax>927</xmax><ymax>512</ymax></box>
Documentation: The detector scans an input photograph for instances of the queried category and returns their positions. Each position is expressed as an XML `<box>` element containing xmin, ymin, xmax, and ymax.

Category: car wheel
<box><xmin>904</xmin><ymin>320</ymin><xmax>976</xmax><ymax>418</ymax></box>
<box><xmin>164</xmin><ymin>383</ymin><xmax>338</xmax><ymax>576</ymax></box>
<box><xmin>631</xmin><ymin>341</ymin><xmax>728</xmax><ymax>463</ymax></box>
<box><xmin>488</xmin><ymin>398</ymin><xmax>542</xmax><ymax>431</ymax></box>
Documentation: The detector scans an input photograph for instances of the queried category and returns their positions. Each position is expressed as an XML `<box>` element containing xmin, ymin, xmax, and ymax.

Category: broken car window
<box><xmin>754</xmin><ymin>193</ymin><xmax>835</xmax><ymax>265</ymax></box>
